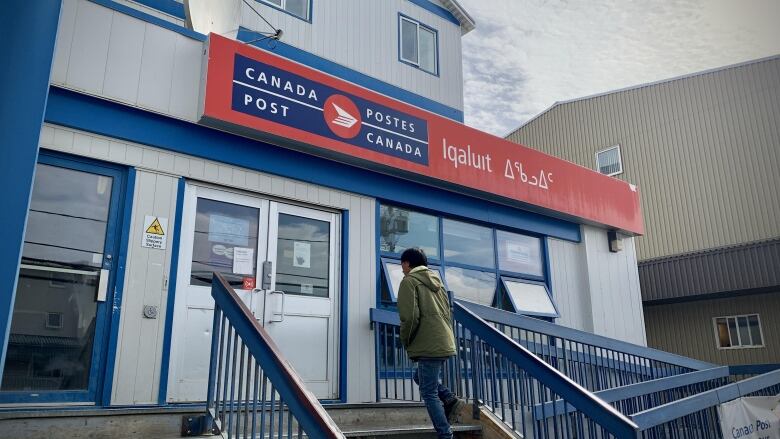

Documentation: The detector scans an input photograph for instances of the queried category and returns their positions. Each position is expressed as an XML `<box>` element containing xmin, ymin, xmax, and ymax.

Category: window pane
<box><xmin>400</xmin><ymin>18</ymin><xmax>418</xmax><ymax>63</ymax></box>
<box><xmin>275</xmin><ymin>214</ymin><xmax>330</xmax><ymax>298</ymax></box>
<box><xmin>728</xmin><ymin>318</ymin><xmax>740</xmax><ymax>347</ymax></box>
<box><xmin>285</xmin><ymin>0</ymin><xmax>308</xmax><ymax>19</ymax></box>
<box><xmin>748</xmin><ymin>315</ymin><xmax>762</xmax><ymax>346</ymax></box>
<box><xmin>418</xmin><ymin>26</ymin><xmax>436</xmax><ymax>73</ymax></box>
<box><xmin>379</xmin><ymin>205</ymin><xmax>439</xmax><ymax>258</ymax></box>
<box><xmin>382</xmin><ymin>261</ymin><xmax>405</xmax><ymax>302</ymax></box>
<box><xmin>715</xmin><ymin>318</ymin><xmax>730</xmax><ymax>347</ymax></box>
<box><xmin>191</xmin><ymin>198</ymin><xmax>259</xmax><ymax>288</ymax></box>
<box><xmin>737</xmin><ymin>316</ymin><xmax>751</xmax><ymax>346</ymax></box>
<box><xmin>443</xmin><ymin>219</ymin><xmax>494</xmax><ymax>268</ymax></box>
<box><xmin>264</xmin><ymin>0</ymin><xmax>282</xmax><ymax>6</ymax></box>
<box><xmin>597</xmin><ymin>147</ymin><xmax>621</xmax><ymax>175</ymax></box>
<box><xmin>497</xmin><ymin>231</ymin><xmax>543</xmax><ymax>276</ymax></box>
<box><xmin>445</xmin><ymin>267</ymin><xmax>495</xmax><ymax>306</ymax></box>
<box><xmin>504</xmin><ymin>279</ymin><xmax>557</xmax><ymax>315</ymax></box>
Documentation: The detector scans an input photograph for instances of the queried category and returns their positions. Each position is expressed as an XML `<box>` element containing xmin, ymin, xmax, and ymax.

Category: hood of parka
<box><xmin>408</xmin><ymin>268</ymin><xmax>444</xmax><ymax>293</ymax></box>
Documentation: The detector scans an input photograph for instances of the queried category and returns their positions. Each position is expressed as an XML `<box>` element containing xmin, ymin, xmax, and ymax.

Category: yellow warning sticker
<box><xmin>146</xmin><ymin>218</ymin><xmax>165</xmax><ymax>235</ymax></box>
<box><xmin>142</xmin><ymin>215</ymin><xmax>168</xmax><ymax>249</ymax></box>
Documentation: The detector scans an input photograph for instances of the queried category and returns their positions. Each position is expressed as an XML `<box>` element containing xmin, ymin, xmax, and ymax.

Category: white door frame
<box><xmin>167</xmin><ymin>184</ymin><xmax>268</xmax><ymax>402</ymax></box>
<box><xmin>167</xmin><ymin>183</ymin><xmax>341</xmax><ymax>401</ymax></box>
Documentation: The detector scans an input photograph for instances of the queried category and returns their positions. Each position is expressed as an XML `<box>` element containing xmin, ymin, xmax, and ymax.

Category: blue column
<box><xmin>0</xmin><ymin>1</ymin><xmax>62</xmax><ymax>376</ymax></box>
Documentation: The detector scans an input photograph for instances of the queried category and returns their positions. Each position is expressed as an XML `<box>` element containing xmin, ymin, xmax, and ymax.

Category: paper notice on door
<box><xmin>301</xmin><ymin>283</ymin><xmax>313</xmax><ymax>295</ymax></box>
<box><xmin>232</xmin><ymin>247</ymin><xmax>255</xmax><ymax>275</ymax></box>
<box><xmin>293</xmin><ymin>241</ymin><xmax>311</xmax><ymax>268</ymax></box>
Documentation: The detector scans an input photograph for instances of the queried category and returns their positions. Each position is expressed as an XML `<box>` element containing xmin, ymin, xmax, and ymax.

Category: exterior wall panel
<box><xmin>40</xmin><ymin>123</ymin><xmax>378</xmax><ymax>403</ymax></box>
<box><xmin>547</xmin><ymin>236</ymin><xmax>593</xmax><ymax>333</ymax></box>
<box><xmin>508</xmin><ymin>57</ymin><xmax>780</xmax><ymax>262</ymax></box>
<box><xmin>240</xmin><ymin>0</ymin><xmax>464</xmax><ymax>112</ymax></box>
<box><xmin>52</xmin><ymin>0</ymin><xmax>204</xmax><ymax>122</ymax></box>
<box><xmin>644</xmin><ymin>291</ymin><xmax>780</xmax><ymax>365</ymax></box>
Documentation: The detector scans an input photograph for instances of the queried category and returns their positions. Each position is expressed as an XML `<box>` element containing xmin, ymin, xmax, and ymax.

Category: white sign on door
<box><xmin>718</xmin><ymin>396</ymin><xmax>780</xmax><ymax>439</ymax></box>
<box><xmin>293</xmin><ymin>241</ymin><xmax>311</xmax><ymax>268</ymax></box>
<box><xmin>141</xmin><ymin>216</ymin><xmax>168</xmax><ymax>249</ymax></box>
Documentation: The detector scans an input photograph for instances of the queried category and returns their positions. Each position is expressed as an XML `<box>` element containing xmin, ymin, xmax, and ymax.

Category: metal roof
<box><xmin>507</xmin><ymin>54</ymin><xmax>780</xmax><ymax>136</ymax></box>
<box><xmin>639</xmin><ymin>238</ymin><xmax>780</xmax><ymax>303</ymax></box>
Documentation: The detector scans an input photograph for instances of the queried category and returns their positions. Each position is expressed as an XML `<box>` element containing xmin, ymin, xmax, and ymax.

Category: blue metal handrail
<box><xmin>206</xmin><ymin>274</ymin><xmax>344</xmax><ymax>438</ymax></box>
<box><xmin>631</xmin><ymin>368</ymin><xmax>780</xmax><ymax>436</ymax></box>
<box><xmin>371</xmin><ymin>303</ymin><xmax>641</xmax><ymax>438</ymax></box>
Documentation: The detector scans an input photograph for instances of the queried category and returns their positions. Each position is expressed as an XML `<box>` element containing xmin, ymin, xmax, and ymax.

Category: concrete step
<box><xmin>0</xmin><ymin>402</ymin><xmax>484</xmax><ymax>438</ymax></box>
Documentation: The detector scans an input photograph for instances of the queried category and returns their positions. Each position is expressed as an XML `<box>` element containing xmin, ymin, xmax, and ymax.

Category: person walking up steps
<box><xmin>397</xmin><ymin>247</ymin><xmax>467</xmax><ymax>439</ymax></box>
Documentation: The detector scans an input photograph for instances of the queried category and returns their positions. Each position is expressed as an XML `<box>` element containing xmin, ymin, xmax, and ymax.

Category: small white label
<box><xmin>92</xmin><ymin>253</ymin><xmax>103</xmax><ymax>264</ymax></box>
<box><xmin>300</xmin><ymin>283</ymin><xmax>313</xmax><ymax>295</ymax></box>
<box><xmin>232</xmin><ymin>247</ymin><xmax>255</xmax><ymax>275</ymax></box>
<box><xmin>141</xmin><ymin>216</ymin><xmax>168</xmax><ymax>250</ymax></box>
<box><xmin>293</xmin><ymin>241</ymin><xmax>311</xmax><ymax>268</ymax></box>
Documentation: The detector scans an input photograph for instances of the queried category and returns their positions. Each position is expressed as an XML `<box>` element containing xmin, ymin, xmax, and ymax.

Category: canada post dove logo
<box><xmin>324</xmin><ymin>94</ymin><xmax>362</xmax><ymax>139</ymax></box>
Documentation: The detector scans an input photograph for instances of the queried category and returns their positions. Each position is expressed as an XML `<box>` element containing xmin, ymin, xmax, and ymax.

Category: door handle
<box><xmin>96</xmin><ymin>269</ymin><xmax>109</xmax><ymax>302</ymax></box>
<box><xmin>268</xmin><ymin>290</ymin><xmax>285</xmax><ymax>323</ymax></box>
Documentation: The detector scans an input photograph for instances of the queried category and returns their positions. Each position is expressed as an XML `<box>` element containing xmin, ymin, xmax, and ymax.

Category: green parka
<box><xmin>397</xmin><ymin>266</ymin><xmax>456</xmax><ymax>359</ymax></box>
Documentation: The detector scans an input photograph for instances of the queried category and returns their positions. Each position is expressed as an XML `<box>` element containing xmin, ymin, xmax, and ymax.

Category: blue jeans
<box><xmin>413</xmin><ymin>358</ymin><xmax>455</xmax><ymax>439</ymax></box>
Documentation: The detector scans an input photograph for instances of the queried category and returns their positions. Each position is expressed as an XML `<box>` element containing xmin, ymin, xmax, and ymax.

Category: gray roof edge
<box><xmin>505</xmin><ymin>53</ymin><xmax>780</xmax><ymax>138</ymax></box>
<box><xmin>441</xmin><ymin>0</ymin><xmax>476</xmax><ymax>34</ymax></box>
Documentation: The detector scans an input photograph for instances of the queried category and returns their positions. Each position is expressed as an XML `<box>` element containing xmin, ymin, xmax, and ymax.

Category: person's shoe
<box><xmin>444</xmin><ymin>397</ymin><xmax>467</xmax><ymax>424</ymax></box>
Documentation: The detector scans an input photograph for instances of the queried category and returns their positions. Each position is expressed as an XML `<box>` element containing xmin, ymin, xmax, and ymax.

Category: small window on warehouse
<box><xmin>399</xmin><ymin>15</ymin><xmax>439</xmax><ymax>75</ymax></box>
<box><xmin>714</xmin><ymin>314</ymin><xmax>764</xmax><ymax>349</ymax></box>
<box><xmin>378</xmin><ymin>203</ymin><xmax>556</xmax><ymax>318</ymax></box>
<box><xmin>596</xmin><ymin>145</ymin><xmax>623</xmax><ymax>176</ymax></box>
<box><xmin>259</xmin><ymin>0</ymin><xmax>311</xmax><ymax>21</ymax></box>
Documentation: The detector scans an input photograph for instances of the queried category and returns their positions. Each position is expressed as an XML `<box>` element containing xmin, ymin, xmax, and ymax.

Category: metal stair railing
<box><xmin>371</xmin><ymin>302</ymin><xmax>641</xmax><ymax>438</ymax></box>
<box><xmin>204</xmin><ymin>273</ymin><xmax>344</xmax><ymax>439</ymax></box>
<box><xmin>458</xmin><ymin>301</ymin><xmax>716</xmax><ymax>391</ymax></box>
<box><xmin>631</xmin><ymin>367</ymin><xmax>780</xmax><ymax>438</ymax></box>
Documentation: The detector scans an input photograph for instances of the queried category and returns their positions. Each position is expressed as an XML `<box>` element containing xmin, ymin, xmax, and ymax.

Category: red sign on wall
<box><xmin>200</xmin><ymin>34</ymin><xmax>644</xmax><ymax>235</ymax></box>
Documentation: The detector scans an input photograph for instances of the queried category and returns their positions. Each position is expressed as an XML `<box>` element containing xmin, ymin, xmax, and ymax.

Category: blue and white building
<box><xmin>0</xmin><ymin>0</ymin><xmax>647</xmax><ymax>410</ymax></box>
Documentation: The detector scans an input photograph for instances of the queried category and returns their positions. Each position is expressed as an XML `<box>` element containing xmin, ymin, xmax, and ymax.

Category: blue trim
<box><xmin>255</xmin><ymin>0</ymin><xmax>312</xmax><ymax>23</ymax></box>
<box><xmin>102</xmin><ymin>167</ymin><xmax>136</xmax><ymax>405</ymax></box>
<box><xmin>157</xmin><ymin>177</ymin><xmax>187</xmax><ymax>405</ymax></box>
<box><xmin>236</xmin><ymin>27</ymin><xmax>464</xmax><ymax>122</ymax></box>
<box><xmin>374</xmin><ymin>202</ymin><xmax>383</xmax><ymax>308</ymax></box>
<box><xmin>45</xmin><ymin>87</ymin><xmax>580</xmax><ymax>242</ymax></box>
<box><xmin>398</xmin><ymin>13</ymin><xmax>440</xmax><ymax>77</ymax></box>
<box><xmin>338</xmin><ymin>210</ymin><xmax>349</xmax><ymax>403</ymax></box>
<box><xmin>729</xmin><ymin>363</ymin><xmax>780</xmax><ymax>375</ymax></box>
<box><xmin>88</xmin><ymin>0</ymin><xmax>206</xmax><ymax>41</ymax></box>
<box><xmin>406</xmin><ymin>0</ymin><xmax>461</xmax><ymax>26</ymax></box>
<box><xmin>0</xmin><ymin>0</ymin><xmax>62</xmax><ymax>381</ymax></box>
<box><xmin>128</xmin><ymin>0</ymin><xmax>185</xmax><ymax>19</ymax></box>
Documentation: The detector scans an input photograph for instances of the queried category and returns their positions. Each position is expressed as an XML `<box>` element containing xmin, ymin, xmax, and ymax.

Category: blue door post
<box><xmin>0</xmin><ymin>1</ymin><xmax>62</xmax><ymax>377</ymax></box>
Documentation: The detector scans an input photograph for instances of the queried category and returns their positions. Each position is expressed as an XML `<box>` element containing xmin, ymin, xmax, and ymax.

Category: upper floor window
<box><xmin>596</xmin><ymin>145</ymin><xmax>623</xmax><ymax>176</ymax></box>
<box><xmin>399</xmin><ymin>15</ymin><xmax>438</xmax><ymax>75</ymax></box>
<box><xmin>714</xmin><ymin>314</ymin><xmax>764</xmax><ymax>349</ymax></box>
<box><xmin>259</xmin><ymin>0</ymin><xmax>311</xmax><ymax>21</ymax></box>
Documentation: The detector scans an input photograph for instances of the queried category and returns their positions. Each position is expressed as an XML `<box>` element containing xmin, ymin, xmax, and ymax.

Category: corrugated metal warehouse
<box><xmin>506</xmin><ymin>55</ymin><xmax>780</xmax><ymax>365</ymax></box>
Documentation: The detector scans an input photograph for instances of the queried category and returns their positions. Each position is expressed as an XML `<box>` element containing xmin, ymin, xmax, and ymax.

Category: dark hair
<box><xmin>400</xmin><ymin>247</ymin><xmax>428</xmax><ymax>268</ymax></box>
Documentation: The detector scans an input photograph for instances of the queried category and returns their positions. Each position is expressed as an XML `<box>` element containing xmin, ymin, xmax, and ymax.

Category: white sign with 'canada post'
<box><xmin>141</xmin><ymin>215</ymin><xmax>168</xmax><ymax>250</ymax></box>
<box><xmin>719</xmin><ymin>396</ymin><xmax>780</xmax><ymax>439</ymax></box>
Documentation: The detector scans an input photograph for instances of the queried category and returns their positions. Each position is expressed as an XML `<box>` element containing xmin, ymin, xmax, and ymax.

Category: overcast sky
<box><xmin>458</xmin><ymin>0</ymin><xmax>780</xmax><ymax>136</ymax></box>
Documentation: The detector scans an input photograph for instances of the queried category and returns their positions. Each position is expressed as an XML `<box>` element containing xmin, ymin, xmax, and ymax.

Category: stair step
<box><xmin>343</xmin><ymin>424</ymin><xmax>482</xmax><ymax>437</ymax></box>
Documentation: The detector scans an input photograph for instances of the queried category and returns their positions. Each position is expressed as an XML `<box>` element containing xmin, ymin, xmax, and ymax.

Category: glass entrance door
<box><xmin>0</xmin><ymin>154</ymin><xmax>125</xmax><ymax>404</ymax></box>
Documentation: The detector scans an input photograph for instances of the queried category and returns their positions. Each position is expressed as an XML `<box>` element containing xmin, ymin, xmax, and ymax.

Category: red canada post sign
<box><xmin>200</xmin><ymin>33</ymin><xmax>644</xmax><ymax>235</ymax></box>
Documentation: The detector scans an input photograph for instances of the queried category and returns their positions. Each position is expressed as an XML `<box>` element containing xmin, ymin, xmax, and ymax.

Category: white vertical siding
<box><xmin>239</xmin><ymin>0</ymin><xmax>464</xmax><ymax>112</ymax></box>
<box><xmin>582</xmin><ymin>226</ymin><xmax>647</xmax><ymax>346</ymax></box>
<box><xmin>39</xmin><ymin>123</ymin><xmax>378</xmax><ymax>403</ymax></box>
<box><xmin>52</xmin><ymin>0</ymin><xmax>203</xmax><ymax>122</ymax></box>
<box><xmin>547</xmin><ymin>236</ymin><xmax>594</xmax><ymax>333</ymax></box>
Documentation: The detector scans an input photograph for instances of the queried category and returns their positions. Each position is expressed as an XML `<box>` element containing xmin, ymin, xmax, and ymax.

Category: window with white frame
<box><xmin>596</xmin><ymin>145</ymin><xmax>623</xmax><ymax>176</ymax></box>
<box><xmin>378</xmin><ymin>203</ymin><xmax>557</xmax><ymax>318</ymax></box>
<box><xmin>399</xmin><ymin>15</ymin><xmax>438</xmax><ymax>75</ymax></box>
<box><xmin>714</xmin><ymin>314</ymin><xmax>764</xmax><ymax>349</ymax></box>
<box><xmin>259</xmin><ymin>0</ymin><xmax>310</xmax><ymax>21</ymax></box>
